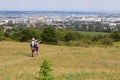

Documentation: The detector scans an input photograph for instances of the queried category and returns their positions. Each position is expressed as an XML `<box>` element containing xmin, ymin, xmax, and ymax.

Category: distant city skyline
<box><xmin>0</xmin><ymin>0</ymin><xmax>120</xmax><ymax>11</ymax></box>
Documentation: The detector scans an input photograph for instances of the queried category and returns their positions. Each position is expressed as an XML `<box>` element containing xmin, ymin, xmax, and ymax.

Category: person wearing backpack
<box><xmin>30</xmin><ymin>38</ymin><xmax>36</xmax><ymax>57</ymax></box>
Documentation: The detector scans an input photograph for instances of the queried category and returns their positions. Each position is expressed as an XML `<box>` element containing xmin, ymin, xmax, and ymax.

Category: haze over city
<box><xmin>0</xmin><ymin>0</ymin><xmax>120</xmax><ymax>11</ymax></box>
<box><xmin>1</xmin><ymin>0</ymin><xmax>120</xmax><ymax>32</ymax></box>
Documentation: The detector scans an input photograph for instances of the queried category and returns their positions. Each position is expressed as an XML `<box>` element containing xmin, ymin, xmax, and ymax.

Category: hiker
<box><xmin>30</xmin><ymin>38</ymin><xmax>36</xmax><ymax>57</ymax></box>
<box><xmin>34</xmin><ymin>40</ymin><xmax>41</xmax><ymax>55</ymax></box>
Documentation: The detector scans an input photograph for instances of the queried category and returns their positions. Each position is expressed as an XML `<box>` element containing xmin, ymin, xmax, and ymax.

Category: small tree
<box><xmin>20</xmin><ymin>28</ymin><xmax>40</xmax><ymax>42</ymax></box>
<box><xmin>6</xmin><ymin>20</ymin><xmax>14</xmax><ymax>26</ymax></box>
<box><xmin>41</xmin><ymin>27</ymin><xmax>58</xmax><ymax>44</ymax></box>
<box><xmin>36</xmin><ymin>58</ymin><xmax>54</xmax><ymax>80</ymax></box>
<box><xmin>0</xmin><ymin>30</ymin><xmax>5</xmax><ymax>41</ymax></box>
<box><xmin>110</xmin><ymin>31</ymin><xmax>120</xmax><ymax>42</ymax></box>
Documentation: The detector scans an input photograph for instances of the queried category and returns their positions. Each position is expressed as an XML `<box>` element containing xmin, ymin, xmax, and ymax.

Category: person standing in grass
<box><xmin>30</xmin><ymin>38</ymin><xmax>36</xmax><ymax>57</ymax></box>
<box><xmin>34</xmin><ymin>40</ymin><xmax>41</xmax><ymax>55</ymax></box>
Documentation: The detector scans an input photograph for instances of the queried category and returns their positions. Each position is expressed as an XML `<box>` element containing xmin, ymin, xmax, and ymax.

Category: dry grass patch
<box><xmin>0</xmin><ymin>41</ymin><xmax>120</xmax><ymax>80</ymax></box>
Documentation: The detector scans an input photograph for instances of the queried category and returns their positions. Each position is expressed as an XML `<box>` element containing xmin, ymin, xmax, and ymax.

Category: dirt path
<box><xmin>0</xmin><ymin>50</ymin><xmax>78</xmax><ymax>67</ymax></box>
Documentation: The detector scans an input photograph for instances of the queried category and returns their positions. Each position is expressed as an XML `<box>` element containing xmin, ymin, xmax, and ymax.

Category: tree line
<box><xmin>0</xmin><ymin>27</ymin><xmax>120</xmax><ymax>46</ymax></box>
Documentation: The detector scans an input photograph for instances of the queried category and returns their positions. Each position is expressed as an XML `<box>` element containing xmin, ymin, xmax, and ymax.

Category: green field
<box><xmin>0</xmin><ymin>41</ymin><xmax>120</xmax><ymax>80</ymax></box>
<box><xmin>78</xmin><ymin>31</ymin><xmax>109</xmax><ymax>36</ymax></box>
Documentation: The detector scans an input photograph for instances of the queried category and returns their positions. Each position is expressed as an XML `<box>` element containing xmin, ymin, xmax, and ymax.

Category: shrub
<box><xmin>10</xmin><ymin>32</ymin><xmax>22</xmax><ymax>41</ymax></box>
<box><xmin>92</xmin><ymin>35</ymin><xmax>103</xmax><ymax>42</ymax></box>
<box><xmin>55</xmin><ymin>29</ymin><xmax>67</xmax><ymax>41</ymax></box>
<box><xmin>100</xmin><ymin>37</ymin><xmax>113</xmax><ymax>45</ymax></box>
<box><xmin>0</xmin><ymin>30</ymin><xmax>5</xmax><ymax>41</ymax></box>
<box><xmin>36</xmin><ymin>58</ymin><xmax>54</xmax><ymax>80</ymax></box>
<box><xmin>65</xmin><ymin>31</ymin><xmax>79</xmax><ymax>41</ymax></box>
<box><xmin>41</xmin><ymin>27</ymin><xmax>58</xmax><ymax>44</ymax></box>
<box><xmin>4</xmin><ymin>32</ymin><xmax>10</xmax><ymax>37</ymax></box>
<box><xmin>20</xmin><ymin>28</ymin><xmax>40</xmax><ymax>42</ymax></box>
<box><xmin>110</xmin><ymin>31</ymin><xmax>120</xmax><ymax>42</ymax></box>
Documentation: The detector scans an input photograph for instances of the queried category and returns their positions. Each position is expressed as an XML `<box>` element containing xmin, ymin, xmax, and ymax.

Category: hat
<box><xmin>32</xmin><ymin>38</ymin><xmax>35</xmax><ymax>40</ymax></box>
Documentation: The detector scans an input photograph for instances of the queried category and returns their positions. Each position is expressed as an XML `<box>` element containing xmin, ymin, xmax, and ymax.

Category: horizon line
<box><xmin>0</xmin><ymin>9</ymin><xmax>120</xmax><ymax>12</ymax></box>
<box><xmin>0</xmin><ymin>10</ymin><xmax>120</xmax><ymax>12</ymax></box>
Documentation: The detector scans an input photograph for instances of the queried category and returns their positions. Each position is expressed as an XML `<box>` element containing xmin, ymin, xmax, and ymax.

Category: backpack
<box><xmin>34</xmin><ymin>43</ymin><xmax>37</xmax><ymax>47</ymax></box>
<box><xmin>30</xmin><ymin>43</ymin><xmax>32</xmax><ymax>48</ymax></box>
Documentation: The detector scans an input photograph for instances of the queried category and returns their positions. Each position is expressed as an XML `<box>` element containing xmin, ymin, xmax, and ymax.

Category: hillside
<box><xmin>0</xmin><ymin>41</ymin><xmax>120</xmax><ymax>80</ymax></box>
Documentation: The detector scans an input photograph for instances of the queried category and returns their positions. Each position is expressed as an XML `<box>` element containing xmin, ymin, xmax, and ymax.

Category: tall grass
<box><xmin>0</xmin><ymin>41</ymin><xmax>120</xmax><ymax>80</ymax></box>
<box><xmin>65</xmin><ymin>72</ymin><xmax>120</xmax><ymax>80</ymax></box>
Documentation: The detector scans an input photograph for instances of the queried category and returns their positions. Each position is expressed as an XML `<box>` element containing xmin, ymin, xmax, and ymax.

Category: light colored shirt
<box><xmin>31</xmin><ymin>41</ymin><xmax>35</xmax><ymax>47</ymax></box>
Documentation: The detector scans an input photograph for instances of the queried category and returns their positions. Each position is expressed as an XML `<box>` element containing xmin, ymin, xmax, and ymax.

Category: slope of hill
<box><xmin>0</xmin><ymin>41</ymin><xmax>120</xmax><ymax>80</ymax></box>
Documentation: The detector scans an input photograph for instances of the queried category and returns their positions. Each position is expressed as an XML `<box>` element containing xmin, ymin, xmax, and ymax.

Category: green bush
<box><xmin>36</xmin><ymin>58</ymin><xmax>54</xmax><ymax>80</ymax></box>
<box><xmin>41</xmin><ymin>27</ymin><xmax>58</xmax><ymax>44</ymax></box>
<box><xmin>0</xmin><ymin>30</ymin><xmax>4</xmax><ymax>36</ymax></box>
<box><xmin>0</xmin><ymin>30</ymin><xmax>5</xmax><ymax>41</ymax></box>
<box><xmin>4</xmin><ymin>32</ymin><xmax>10</xmax><ymax>37</ymax></box>
<box><xmin>65</xmin><ymin>31</ymin><xmax>79</xmax><ymax>41</ymax></box>
<box><xmin>10</xmin><ymin>32</ymin><xmax>22</xmax><ymax>41</ymax></box>
<box><xmin>100</xmin><ymin>37</ymin><xmax>113</xmax><ymax>45</ymax></box>
<box><xmin>110</xmin><ymin>31</ymin><xmax>120</xmax><ymax>42</ymax></box>
<box><xmin>20</xmin><ymin>28</ymin><xmax>40</xmax><ymax>42</ymax></box>
<box><xmin>92</xmin><ymin>35</ymin><xmax>103</xmax><ymax>42</ymax></box>
<box><xmin>55</xmin><ymin>29</ymin><xmax>67</xmax><ymax>41</ymax></box>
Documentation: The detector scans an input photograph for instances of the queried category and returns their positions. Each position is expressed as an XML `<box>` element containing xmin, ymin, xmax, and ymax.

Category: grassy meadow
<box><xmin>0</xmin><ymin>41</ymin><xmax>120</xmax><ymax>80</ymax></box>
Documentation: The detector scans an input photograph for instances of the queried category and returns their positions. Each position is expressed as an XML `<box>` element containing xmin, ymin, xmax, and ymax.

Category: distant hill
<box><xmin>0</xmin><ymin>11</ymin><xmax>27</xmax><ymax>15</ymax></box>
<box><xmin>0</xmin><ymin>11</ymin><xmax>102</xmax><ymax>15</ymax></box>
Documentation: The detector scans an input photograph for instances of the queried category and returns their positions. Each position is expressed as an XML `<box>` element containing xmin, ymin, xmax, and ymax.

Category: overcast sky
<box><xmin>0</xmin><ymin>0</ymin><xmax>120</xmax><ymax>11</ymax></box>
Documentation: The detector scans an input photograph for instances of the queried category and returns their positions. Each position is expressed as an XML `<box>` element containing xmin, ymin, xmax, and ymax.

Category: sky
<box><xmin>0</xmin><ymin>0</ymin><xmax>120</xmax><ymax>11</ymax></box>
